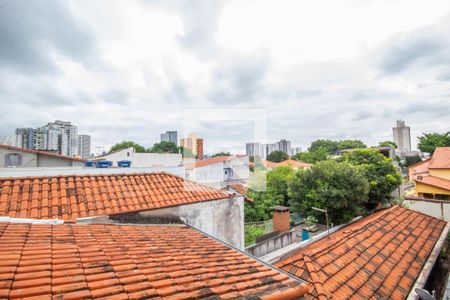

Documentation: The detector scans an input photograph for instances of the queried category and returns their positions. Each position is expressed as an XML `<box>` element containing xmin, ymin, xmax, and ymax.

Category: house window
<box><xmin>435</xmin><ymin>194</ymin><xmax>450</xmax><ymax>201</ymax></box>
<box><xmin>5</xmin><ymin>153</ymin><xmax>22</xmax><ymax>167</ymax></box>
<box><xmin>423</xmin><ymin>193</ymin><xmax>434</xmax><ymax>199</ymax></box>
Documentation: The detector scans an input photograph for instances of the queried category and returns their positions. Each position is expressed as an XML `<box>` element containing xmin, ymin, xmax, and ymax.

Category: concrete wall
<box><xmin>97</xmin><ymin>147</ymin><xmax>182</xmax><ymax>167</ymax></box>
<box><xmin>186</xmin><ymin>163</ymin><xmax>224</xmax><ymax>189</ymax></box>
<box><xmin>36</xmin><ymin>154</ymin><xmax>84</xmax><ymax>167</ymax></box>
<box><xmin>138</xmin><ymin>197</ymin><xmax>245</xmax><ymax>249</ymax></box>
<box><xmin>405</xmin><ymin>199</ymin><xmax>450</xmax><ymax>221</ymax></box>
<box><xmin>430</xmin><ymin>169</ymin><xmax>450</xmax><ymax>180</ymax></box>
<box><xmin>0</xmin><ymin>148</ymin><xmax>37</xmax><ymax>167</ymax></box>
<box><xmin>246</xmin><ymin>230</ymin><xmax>294</xmax><ymax>257</ymax></box>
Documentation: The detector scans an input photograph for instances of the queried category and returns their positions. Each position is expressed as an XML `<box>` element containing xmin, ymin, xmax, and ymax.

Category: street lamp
<box><xmin>312</xmin><ymin>207</ymin><xmax>329</xmax><ymax>235</ymax></box>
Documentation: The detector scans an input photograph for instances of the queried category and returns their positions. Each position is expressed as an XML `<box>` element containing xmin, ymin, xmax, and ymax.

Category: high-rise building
<box><xmin>264</xmin><ymin>143</ymin><xmax>276</xmax><ymax>158</ymax></box>
<box><xmin>275</xmin><ymin>139</ymin><xmax>291</xmax><ymax>154</ymax></box>
<box><xmin>246</xmin><ymin>142</ymin><xmax>264</xmax><ymax>158</ymax></box>
<box><xmin>393</xmin><ymin>120</ymin><xmax>411</xmax><ymax>153</ymax></box>
<box><xmin>78</xmin><ymin>135</ymin><xmax>91</xmax><ymax>159</ymax></box>
<box><xmin>45</xmin><ymin>120</ymin><xmax>78</xmax><ymax>156</ymax></box>
<box><xmin>180</xmin><ymin>133</ymin><xmax>204</xmax><ymax>159</ymax></box>
<box><xmin>160</xmin><ymin>131</ymin><xmax>178</xmax><ymax>146</ymax></box>
<box><xmin>14</xmin><ymin>127</ymin><xmax>45</xmax><ymax>150</ymax></box>
<box><xmin>290</xmin><ymin>147</ymin><xmax>302</xmax><ymax>156</ymax></box>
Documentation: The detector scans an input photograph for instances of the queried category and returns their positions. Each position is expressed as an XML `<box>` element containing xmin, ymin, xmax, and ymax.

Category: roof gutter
<box><xmin>407</xmin><ymin>221</ymin><xmax>450</xmax><ymax>300</ymax></box>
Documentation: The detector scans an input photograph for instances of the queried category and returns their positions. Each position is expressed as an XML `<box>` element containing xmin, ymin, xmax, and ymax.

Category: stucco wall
<box><xmin>405</xmin><ymin>199</ymin><xmax>450</xmax><ymax>221</ymax></box>
<box><xmin>0</xmin><ymin>148</ymin><xmax>38</xmax><ymax>167</ymax></box>
<box><xmin>36</xmin><ymin>154</ymin><xmax>84</xmax><ymax>167</ymax></box>
<box><xmin>186</xmin><ymin>163</ymin><xmax>224</xmax><ymax>189</ymax></box>
<box><xmin>246</xmin><ymin>230</ymin><xmax>294</xmax><ymax>257</ymax></box>
<box><xmin>96</xmin><ymin>147</ymin><xmax>182</xmax><ymax>167</ymax></box>
<box><xmin>430</xmin><ymin>169</ymin><xmax>450</xmax><ymax>180</ymax></box>
<box><xmin>416</xmin><ymin>182</ymin><xmax>450</xmax><ymax>195</ymax></box>
<box><xmin>137</xmin><ymin>197</ymin><xmax>245</xmax><ymax>249</ymax></box>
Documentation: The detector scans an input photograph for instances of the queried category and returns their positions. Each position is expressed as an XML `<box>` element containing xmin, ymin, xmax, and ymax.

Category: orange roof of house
<box><xmin>416</xmin><ymin>175</ymin><xmax>450</xmax><ymax>191</ymax></box>
<box><xmin>0</xmin><ymin>144</ymin><xmax>85</xmax><ymax>162</ymax></box>
<box><xmin>0</xmin><ymin>172</ymin><xmax>230</xmax><ymax>220</ymax></box>
<box><xmin>185</xmin><ymin>155</ymin><xmax>246</xmax><ymax>169</ymax></box>
<box><xmin>228</xmin><ymin>182</ymin><xmax>253</xmax><ymax>203</ymax></box>
<box><xmin>275</xmin><ymin>206</ymin><xmax>447</xmax><ymax>300</ymax></box>
<box><xmin>429</xmin><ymin>147</ymin><xmax>450</xmax><ymax>169</ymax></box>
<box><xmin>0</xmin><ymin>222</ymin><xmax>308</xmax><ymax>299</ymax></box>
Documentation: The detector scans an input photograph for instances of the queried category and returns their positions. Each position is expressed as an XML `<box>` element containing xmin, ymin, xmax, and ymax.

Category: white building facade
<box><xmin>393</xmin><ymin>120</ymin><xmax>411</xmax><ymax>153</ymax></box>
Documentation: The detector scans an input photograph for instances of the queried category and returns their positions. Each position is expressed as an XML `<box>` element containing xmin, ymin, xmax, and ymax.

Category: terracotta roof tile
<box><xmin>428</xmin><ymin>147</ymin><xmax>450</xmax><ymax>169</ymax></box>
<box><xmin>416</xmin><ymin>175</ymin><xmax>450</xmax><ymax>191</ymax></box>
<box><xmin>0</xmin><ymin>144</ymin><xmax>85</xmax><ymax>162</ymax></box>
<box><xmin>0</xmin><ymin>172</ymin><xmax>231</xmax><ymax>220</ymax></box>
<box><xmin>185</xmin><ymin>155</ymin><xmax>247</xmax><ymax>169</ymax></box>
<box><xmin>0</xmin><ymin>222</ymin><xmax>307</xmax><ymax>299</ymax></box>
<box><xmin>275</xmin><ymin>206</ymin><xmax>447</xmax><ymax>300</ymax></box>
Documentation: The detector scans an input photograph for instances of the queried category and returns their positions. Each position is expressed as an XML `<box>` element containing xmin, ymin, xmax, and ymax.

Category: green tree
<box><xmin>267</xmin><ymin>166</ymin><xmax>296</xmax><ymax>206</ymax></box>
<box><xmin>266</xmin><ymin>150</ymin><xmax>289</xmax><ymax>163</ymax></box>
<box><xmin>245</xmin><ymin>188</ymin><xmax>284</xmax><ymax>222</ymax></box>
<box><xmin>338</xmin><ymin>139</ymin><xmax>367</xmax><ymax>150</ymax></box>
<box><xmin>109</xmin><ymin>141</ymin><xmax>146</xmax><ymax>153</ymax></box>
<box><xmin>149</xmin><ymin>141</ymin><xmax>178</xmax><ymax>153</ymax></box>
<box><xmin>418</xmin><ymin>132</ymin><xmax>450</xmax><ymax>154</ymax></box>
<box><xmin>294</xmin><ymin>147</ymin><xmax>329</xmax><ymax>163</ymax></box>
<box><xmin>289</xmin><ymin>160</ymin><xmax>370</xmax><ymax>225</ymax></box>
<box><xmin>403</xmin><ymin>155</ymin><xmax>422</xmax><ymax>168</ymax></box>
<box><xmin>309</xmin><ymin>139</ymin><xmax>339</xmax><ymax>154</ymax></box>
<box><xmin>341</xmin><ymin>149</ymin><xmax>402</xmax><ymax>209</ymax></box>
<box><xmin>211</xmin><ymin>152</ymin><xmax>231</xmax><ymax>157</ymax></box>
<box><xmin>178</xmin><ymin>146</ymin><xmax>194</xmax><ymax>158</ymax></box>
<box><xmin>378</xmin><ymin>141</ymin><xmax>398</xmax><ymax>149</ymax></box>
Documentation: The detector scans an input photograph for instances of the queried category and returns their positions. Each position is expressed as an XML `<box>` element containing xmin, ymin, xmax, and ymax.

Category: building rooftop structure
<box><xmin>429</xmin><ymin>147</ymin><xmax>450</xmax><ymax>169</ymax></box>
<box><xmin>0</xmin><ymin>220</ymin><xmax>308</xmax><ymax>299</ymax></box>
<box><xmin>274</xmin><ymin>206</ymin><xmax>448</xmax><ymax>300</ymax></box>
<box><xmin>185</xmin><ymin>155</ymin><xmax>246</xmax><ymax>169</ymax></box>
<box><xmin>0</xmin><ymin>172</ymin><xmax>230</xmax><ymax>221</ymax></box>
<box><xmin>0</xmin><ymin>144</ymin><xmax>85</xmax><ymax>162</ymax></box>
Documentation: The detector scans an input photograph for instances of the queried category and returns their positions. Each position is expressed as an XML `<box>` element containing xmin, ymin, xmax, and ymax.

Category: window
<box><xmin>435</xmin><ymin>194</ymin><xmax>450</xmax><ymax>201</ymax></box>
<box><xmin>5</xmin><ymin>153</ymin><xmax>22</xmax><ymax>167</ymax></box>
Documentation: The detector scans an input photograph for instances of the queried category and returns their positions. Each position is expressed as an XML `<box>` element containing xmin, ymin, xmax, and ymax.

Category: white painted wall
<box><xmin>138</xmin><ymin>197</ymin><xmax>245</xmax><ymax>249</ymax></box>
<box><xmin>0</xmin><ymin>148</ymin><xmax>37</xmax><ymax>167</ymax></box>
<box><xmin>96</xmin><ymin>147</ymin><xmax>182</xmax><ymax>167</ymax></box>
<box><xmin>405</xmin><ymin>199</ymin><xmax>450</xmax><ymax>221</ymax></box>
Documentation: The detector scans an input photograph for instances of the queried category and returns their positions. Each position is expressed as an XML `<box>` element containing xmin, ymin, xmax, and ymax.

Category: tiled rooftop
<box><xmin>274</xmin><ymin>206</ymin><xmax>447</xmax><ymax>300</ymax></box>
<box><xmin>185</xmin><ymin>156</ymin><xmax>246</xmax><ymax>169</ymax></box>
<box><xmin>0</xmin><ymin>222</ymin><xmax>307</xmax><ymax>299</ymax></box>
<box><xmin>0</xmin><ymin>172</ymin><xmax>230</xmax><ymax>220</ymax></box>
<box><xmin>429</xmin><ymin>147</ymin><xmax>450</xmax><ymax>169</ymax></box>
<box><xmin>416</xmin><ymin>175</ymin><xmax>450</xmax><ymax>191</ymax></box>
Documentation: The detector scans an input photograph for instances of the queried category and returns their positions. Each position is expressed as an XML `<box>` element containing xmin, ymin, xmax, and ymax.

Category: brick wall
<box><xmin>273</xmin><ymin>206</ymin><xmax>290</xmax><ymax>233</ymax></box>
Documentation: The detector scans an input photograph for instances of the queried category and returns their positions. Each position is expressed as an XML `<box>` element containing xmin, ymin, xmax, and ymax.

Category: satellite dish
<box><xmin>415</xmin><ymin>288</ymin><xmax>435</xmax><ymax>300</ymax></box>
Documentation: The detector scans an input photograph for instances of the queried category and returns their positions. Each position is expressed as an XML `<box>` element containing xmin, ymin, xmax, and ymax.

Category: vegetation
<box><xmin>309</xmin><ymin>139</ymin><xmax>339</xmax><ymax>154</ymax></box>
<box><xmin>211</xmin><ymin>152</ymin><xmax>231</xmax><ymax>157</ymax></box>
<box><xmin>149</xmin><ymin>141</ymin><xmax>179</xmax><ymax>153</ymax></box>
<box><xmin>403</xmin><ymin>155</ymin><xmax>422</xmax><ymax>168</ymax></box>
<box><xmin>109</xmin><ymin>141</ymin><xmax>146</xmax><ymax>153</ymax></box>
<box><xmin>337</xmin><ymin>139</ymin><xmax>367</xmax><ymax>150</ymax></box>
<box><xmin>266</xmin><ymin>150</ymin><xmax>289</xmax><ymax>162</ymax></box>
<box><xmin>244</xmin><ymin>226</ymin><xmax>265</xmax><ymax>246</ymax></box>
<box><xmin>289</xmin><ymin>160</ymin><xmax>370</xmax><ymax>225</ymax></box>
<box><xmin>340</xmin><ymin>149</ymin><xmax>402</xmax><ymax>209</ymax></box>
<box><xmin>378</xmin><ymin>141</ymin><xmax>398</xmax><ymax>149</ymax></box>
<box><xmin>305</xmin><ymin>215</ymin><xmax>318</xmax><ymax>228</ymax></box>
<box><xmin>294</xmin><ymin>147</ymin><xmax>328</xmax><ymax>163</ymax></box>
<box><xmin>245</xmin><ymin>188</ymin><xmax>284</xmax><ymax>222</ymax></box>
<box><xmin>266</xmin><ymin>166</ymin><xmax>296</xmax><ymax>206</ymax></box>
<box><xmin>418</xmin><ymin>132</ymin><xmax>450</xmax><ymax>154</ymax></box>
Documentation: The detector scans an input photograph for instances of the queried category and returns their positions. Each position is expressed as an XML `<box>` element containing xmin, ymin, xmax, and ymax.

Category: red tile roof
<box><xmin>274</xmin><ymin>206</ymin><xmax>447</xmax><ymax>300</ymax></box>
<box><xmin>0</xmin><ymin>222</ymin><xmax>308</xmax><ymax>299</ymax></box>
<box><xmin>228</xmin><ymin>182</ymin><xmax>253</xmax><ymax>203</ymax></box>
<box><xmin>416</xmin><ymin>175</ymin><xmax>450</xmax><ymax>191</ymax></box>
<box><xmin>0</xmin><ymin>144</ymin><xmax>85</xmax><ymax>162</ymax></box>
<box><xmin>429</xmin><ymin>147</ymin><xmax>450</xmax><ymax>169</ymax></box>
<box><xmin>186</xmin><ymin>155</ymin><xmax>246</xmax><ymax>169</ymax></box>
<box><xmin>0</xmin><ymin>172</ymin><xmax>230</xmax><ymax>220</ymax></box>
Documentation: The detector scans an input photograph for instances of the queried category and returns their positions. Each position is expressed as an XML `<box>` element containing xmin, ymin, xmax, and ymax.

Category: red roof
<box><xmin>429</xmin><ymin>147</ymin><xmax>450</xmax><ymax>169</ymax></box>
<box><xmin>0</xmin><ymin>144</ymin><xmax>85</xmax><ymax>162</ymax></box>
<box><xmin>186</xmin><ymin>155</ymin><xmax>246</xmax><ymax>169</ymax></box>
<box><xmin>0</xmin><ymin>222</ymin><xmax>308</xmax><ymax>299</ymax></box>
<box><xmin>0</xmin><ymin>172</ymin><xmax>230</xmax><ymax>220</ymax></box>
<box><xmin>275</xmin><ymin>206</ymin><xmax>447</xmax><ymax>299</ymax></box>
<box><xmin>416</xmin><ymin>175</ymin><xmax>450</xmax><ymax>191</ymax></box>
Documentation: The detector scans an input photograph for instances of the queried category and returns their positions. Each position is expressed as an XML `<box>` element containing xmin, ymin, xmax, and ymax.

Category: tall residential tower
<box><xmin>392</xmin><ymin>120</ymin><xmax>411</xmax><ymax>153</ymax></box>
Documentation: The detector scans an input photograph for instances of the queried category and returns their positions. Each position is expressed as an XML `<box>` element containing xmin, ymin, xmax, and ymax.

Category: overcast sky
<box><xmin>1</xmin><ymin>0</ymin><xmax>449</xmax><ymax>154</ymax></box>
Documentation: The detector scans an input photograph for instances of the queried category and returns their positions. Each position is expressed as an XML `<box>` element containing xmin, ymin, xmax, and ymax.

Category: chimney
<box><xmin>273</xmin><ymin>206</ymin><xmax>290</xmax><ymax>233</ymax></box>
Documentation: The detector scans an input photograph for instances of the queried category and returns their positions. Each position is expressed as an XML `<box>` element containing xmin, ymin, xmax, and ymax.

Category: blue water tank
<box><xmin>95</xmin><ymin>160</ymin><xmax>112</xmax><ymax>168</ymax></box>
<box><xmin>302</xmin><ymin>229</ymin><xmax>309</xmax><ymax>241</ymax></box>
<box><xmin>84</xmin><ymin>161</ymin><xmax>95</xmax><ymax>167</ymax></box>
<box><xmin>117</xmin><ymin>160</ymin><xmax>132</xmax><ymax>168</ymax></box>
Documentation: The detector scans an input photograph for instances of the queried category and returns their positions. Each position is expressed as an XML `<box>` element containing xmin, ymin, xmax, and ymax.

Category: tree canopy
<box><xmin>211</xmin><ymin>152</ymin><xmax>231</xmax><ymax>157</ymax></box>
<box><xmin>293</xmin><ymin>147</ymin><xmax>328</xmax><ymax>163</ymax></box>
<box><xmin>309</xmin><ymin>139</ymin><xmax>339</xmax><ymax>154</ymax></box>
<box><xmin>289</xmin><ymin>160</ymin><xmax>369</xmax><ymax>225</ymax></box>
<box><xmin>417</xmin><ymin>132</ymin><xmax>450</xmax><ymax>154</ymax></box>
<box><xmin>266</xmin><ymin>150</ymin><xmax>289</xmax><ymax>162</ymax></box>
<box><xmin>340</xmin><ymin>149</ymin><xmax>402</xmax><ymax>209</ymax></box>
<box><xmin>109</xmin><ymin>141</ymin><xmax>146</xmax><ymax>153</ymax></box>
<box><xmin>267</xmin><ymin>166</ymin><xmax>296</xmax><ymax>206</ymax></box>
<box><xmin>337</xmin><ymin>139</ymin><xmax>366</xmax><ymax>150</ymax></box>
<box><xmin>378</xmin><ymin>141</ymin><xmax>398</xmax><ymax>149</ymax></box>
<box><xmin>403</xmin><ymin>155</ymin><xmax>422</xmax><ymax>168</ymax></box>
<box><xmin>149</xmin><ymin>141</ymin><xmax>178</xmax><ymax>153</ymax></box>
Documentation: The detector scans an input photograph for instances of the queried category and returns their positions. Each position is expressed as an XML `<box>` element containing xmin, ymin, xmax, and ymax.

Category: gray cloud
<box><xmin>0</xmin><ymin>0</ymin><xmax>96</xmax><ymax>74</ymax></box>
